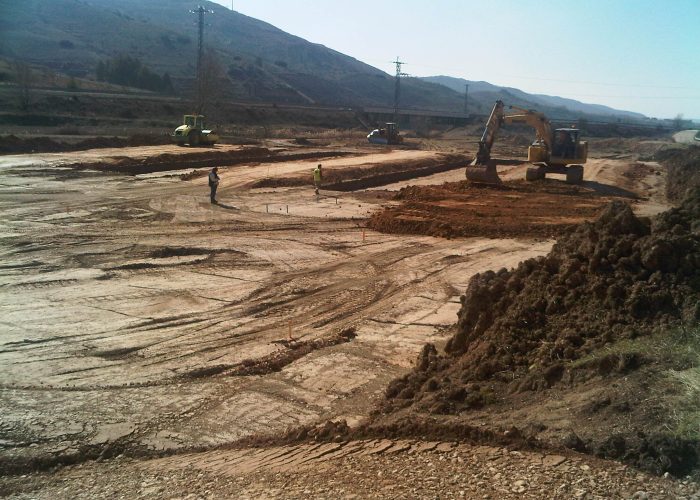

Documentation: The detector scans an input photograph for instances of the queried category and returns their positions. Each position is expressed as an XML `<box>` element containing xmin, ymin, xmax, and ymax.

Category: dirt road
<box><xmin>673</xmin><ymin>130</ymin><xmax>700</xmax><ymax>144</ymax></box>
<box><xmin>0</xmin><ymin>143</ymin><xmax>681</xmax><ymax>496</ymax></box>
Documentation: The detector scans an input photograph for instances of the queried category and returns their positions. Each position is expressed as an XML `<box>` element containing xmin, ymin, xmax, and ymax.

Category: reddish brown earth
<box><xmin>248</xmin><ymin>153</ymin><xmax>468</xmax><ymax>190</ymax></box>
<box><xmin>368</xmin><ymin>180</ymin><xmax>620</xmax><ymax>239</ymax></box>
<box><xmin>1</xmin><ymin>138</ymin><xmax>697</xmax><ymax>497</ymax></box>
<box><xmin>657</xmin><ymin>145</ymin><xmax>700</xmax><ymax>201</ymax></box>
<box><xmin>0</xmin><ymin>133</ymin><xmax>170</xmax><ymax>154</ymax></box>
<box><xmin>372</xmin><ymin>188</ymin><xmax>700</xmax><ymax>477</ymax></box>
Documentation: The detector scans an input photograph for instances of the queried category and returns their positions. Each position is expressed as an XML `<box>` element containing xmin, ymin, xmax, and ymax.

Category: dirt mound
<box><xmin>249</xmin><ymin>177</ymin><xmax>310</xmax><ymax>189</ymax></box>
<box><xmin>80</xmin><ymin>149</ymin><xmax>353</xmax><ymax>175</ymax></box>
<box><xmin>446</xmin><ymin>195</ymin><xmax>698</xmax><ymax>359</ymax></box>
<box><xmin>655</xmin><ymin>145</ymin><xmax>700</xmax><ymax>202</ymax></box>
<box><xmin>368</xmin><ymin>181</ymin><xmax>617</xmax><ymax>239</ymax></box>
<box><xmin>0</xmin><ymin>134</ymin><xmax>168</xmax><ymax>154</ymax></box>
<box><xmin>378</xmin><ymin>190</ymin><xmax>700</xmax><ymax>475</ymax></box>
<box><xmin>247</xmin><ymin>154</ymin><xmax>467</xmax><ymax>191</ymax></box>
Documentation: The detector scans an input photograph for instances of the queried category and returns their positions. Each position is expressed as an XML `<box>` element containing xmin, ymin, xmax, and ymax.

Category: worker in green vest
<box><xmin>313</xmin><ymin>164</ymin><xmax>322</xmax><ymax>195</ymax></box>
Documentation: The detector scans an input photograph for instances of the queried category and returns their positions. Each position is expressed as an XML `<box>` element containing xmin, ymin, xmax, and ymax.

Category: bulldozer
<box><xmin>466</xmin><ymin>101</ymin><xmax>587</xmax><ymax>184</ymax></box>
<box><xmin>367</xmin><ymin>122</ymin><xmax>403</xmax><ymax>145</ymax></box>
<box><xmin>171</xmin><ymin>115</ymin><xmax>219</xmax><ymax>147</ymax></box>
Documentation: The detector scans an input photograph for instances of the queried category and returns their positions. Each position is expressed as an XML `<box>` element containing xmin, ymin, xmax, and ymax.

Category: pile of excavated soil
<box><xmin>368</xmin><ymin>180</ymin><xmax>617</xmax><ymax>239</ymax></box>
<box><xmin>655</xmin><ymin>145</ymin><xmax>700</xmax><ymax>201</ymax></box>
<box><xmin>248</xmin><ymin>154</ymin><xmax>467</xmax><ymax>191</ymax></box>
<box><xmin>76</xmin><ymin>149</ymin><xmax>352</xmax><ymax>175</ymax></box>
<box><xmin>78</xmin><ymin>147</ymin><xmax>272</xmax><ymax>174</ymax></box>
<box><xmin>0</xmin><ymin>134</ymin><xmax>168</xmax><ymax>154</ymax></box>
<box><xmin>378</xmin><ymin>190</ymin><xmax>700</xmax><ymax>475</ymax></box>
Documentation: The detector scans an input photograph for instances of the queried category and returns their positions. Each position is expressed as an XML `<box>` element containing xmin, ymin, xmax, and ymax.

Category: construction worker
<box><xmin>208</xmin><ymin>167</ymin><xmax>220</xmax><ymax>204</ymax></box>
<box><xmin>313</xmin><ymin>164</ymin><xmax>322</xmax><ymax>195</ymax></box>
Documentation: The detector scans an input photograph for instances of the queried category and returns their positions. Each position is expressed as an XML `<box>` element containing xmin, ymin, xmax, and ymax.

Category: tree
<box><xmin>95</xmin><ymin>55</ymin><xmax>174</xmax><ymax>93</ymax></box>
<box><xmin>13</xmin><ymin>62</ymin><xmax>33</xmax><ymax>110</ymax></box>
<box><xmin>673</xmin><ymin>113</ymin><xmax>684</xmax><ymax>131</ymax></box>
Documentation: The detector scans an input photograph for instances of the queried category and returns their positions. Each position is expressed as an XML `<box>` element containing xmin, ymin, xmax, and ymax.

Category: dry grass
<box><xmin>572</xmin><ymin>323</ymin><xmax>700</xmax><ymax>439</ymax></box>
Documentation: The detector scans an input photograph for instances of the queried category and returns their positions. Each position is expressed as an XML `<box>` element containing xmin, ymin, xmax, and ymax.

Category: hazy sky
<box><xmin>209</xmin><ymin>0</ymin><xmax>699</xmax><ymax>119</ymax></box>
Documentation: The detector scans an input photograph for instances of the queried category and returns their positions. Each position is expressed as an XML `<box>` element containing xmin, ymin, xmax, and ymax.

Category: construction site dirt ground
<box><xmin>0</xmin><ymin>138</ymin><xmax>695</xmax><ymax>498</ymax></box>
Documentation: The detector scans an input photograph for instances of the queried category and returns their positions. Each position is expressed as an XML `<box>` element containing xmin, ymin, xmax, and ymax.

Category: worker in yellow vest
<box><xmin>313</xmin><ymin>164</ymin><xmax>322</xmax><ymax>195</ymax></box>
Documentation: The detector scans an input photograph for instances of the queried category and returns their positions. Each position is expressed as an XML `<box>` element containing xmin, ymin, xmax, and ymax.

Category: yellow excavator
<box><xmin>466</xmin><ymin>100</ymin><xmax>587</xmax><ymax>184</ymax></box>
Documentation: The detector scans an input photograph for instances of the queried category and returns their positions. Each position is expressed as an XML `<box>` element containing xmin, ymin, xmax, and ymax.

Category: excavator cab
<box><xmin>552</xmin><ymin>128</ymin><xmax>578</xmax><ymax>158</ymax></box>
<box><xmin>549</xmin><ymin>128</ymin><xmax>587</xmax><ymax>166</ymax></box>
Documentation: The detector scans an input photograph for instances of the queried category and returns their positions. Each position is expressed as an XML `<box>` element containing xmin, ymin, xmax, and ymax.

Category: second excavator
<box><xmin>466</xmin><ymin>100</ymin><xmax>587</xmax><ymax>184</ymax></box>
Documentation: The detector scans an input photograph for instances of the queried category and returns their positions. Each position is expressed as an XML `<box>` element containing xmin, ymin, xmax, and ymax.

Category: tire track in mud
<box><xmin>0</xmin><ymin>246</ymin><xmax>410</xmax><ymax>388</ymax></box>
<box><xmin>3</xmin><ymin>237</ymin><xmax>536</xmax><ymax>390</ymax></box>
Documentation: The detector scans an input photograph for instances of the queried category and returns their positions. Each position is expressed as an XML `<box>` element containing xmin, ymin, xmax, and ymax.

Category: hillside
<box><xmin>0</xmin><ymin>0</ymin><xmax>434</xmax><ymax>109</ymax></box>
<box><xmin>0</xmin><ymin>0</ymin><xmax>646</xmax><ymax>120</ymax></box>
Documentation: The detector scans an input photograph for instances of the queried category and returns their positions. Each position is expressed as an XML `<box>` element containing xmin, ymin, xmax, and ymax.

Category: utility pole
<box><xmin>392</xmin><ymin>57</ymin><xmax>408</xmax><ymax>123</ymax></box>
<box><xmin>190</xmin><ymin>5</ymin><xmax>214</xmax><ymax>112</ymax></box>
<box><xmin>463</xmin><ymin>83</ymin><xmax>469</xmax><ymax>115</ymax></box>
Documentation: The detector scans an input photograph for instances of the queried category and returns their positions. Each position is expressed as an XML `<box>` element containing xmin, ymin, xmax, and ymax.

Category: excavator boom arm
<box><xmin>503</xmin><ymin>112</ymin><xmax>552</xmax><ymax>152</ymax></box>
<box><xmin>474</xmin><ymin>100</ymin><xmax>505</xmax><ymax>163</ymax></box>
<box><xmin>472</xmin><ymin>101</ymin><xmax>553</xmax><ymax>162</ymax></box>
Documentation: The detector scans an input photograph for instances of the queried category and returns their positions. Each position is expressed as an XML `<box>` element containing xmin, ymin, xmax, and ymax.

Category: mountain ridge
<box><xmin>421</xmin><ymin>75</ymin><xmax>645</xmax><ymax>120</ymax></box>
<box><xmin>0</xmin><ymin>0</ymin><xmax>647</xmax><ymax>121</ymax></box>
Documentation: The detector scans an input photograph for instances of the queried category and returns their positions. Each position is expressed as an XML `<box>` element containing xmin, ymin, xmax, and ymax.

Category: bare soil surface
<box><xmin>375</xmin><ymin>191</ymin><xmax>700</xmax><ymax>475</ymax></box>
<box><xmin>673</xmin><ymin>130</ymin><xmax>700</xmax><ymax>145</ymax></box>
<box><xmin>369</xmin><ymin>180</ymin><xmax>615</xmax><ymax>240</ymax></box>
<box><xmin>0</xmin><ymin>138</ymin><xmax>696</xmax><ymax>497</ymax></box>
<box><xmin>367</xmin><ymin>157</ymin><xmax>670</xmax><ymax>239</ymax></box>
<box><xmin>0</xmin><ymin>144</ymin><xmax>550</xmax><ymax>472</ymax></box>
<box><xmin>0</xmin><ymin>142</ymin><xmax>365</xmax><ymax>175</ymax></box>
<box><xmin>4</xmin><ymin>439</ymin><xmax>698</xmax><ymax>499</ymax></box>
<box><xmin>0</xmin><ymin>134</ymin><xmax>170</xmax><ymax>155</ymax></box>
<box><xmin>655</xmin><ymin>145</ymin><xmax>700</xmax><ymax>202</ymax></box>
<box><xmin>248</xmin><ymin>152</ymin><xmax>469</xmax><ymax>191</ymax></box>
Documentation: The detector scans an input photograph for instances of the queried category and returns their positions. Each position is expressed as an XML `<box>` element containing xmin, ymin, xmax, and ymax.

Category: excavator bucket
<box><xmin>465</xmin><ymin>159</ymin><xmax>502</xmax><ymax>184</ymax></box>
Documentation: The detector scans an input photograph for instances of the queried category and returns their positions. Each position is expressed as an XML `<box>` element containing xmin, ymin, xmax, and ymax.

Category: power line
<box><xmin>190</xmin><ymin>5</ymin><xmax>214</xmax><ymax>112</ymax></box>
<box><xmin>392</xmin><ymin>57</ymin><xmax>409</xmax><ymax>122</ymax></box>
<box><xmin>401</xmin><ymin>61</ymin><xmax>699</xmax><ymax>90</ymax></box>
<box><xmin>464</xmin><ymin>83</ymin><xmax>469</xmax><ymax>115</ymax></box>
<box><xmin>540</xmin><ymin>94</ymin><xmax>700</xmax><ymax>100</ymax></box>
<box><xmin>364</xmin><ymin>58</ymin><xmax>698</xmax><ymax>91</ymax></box>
